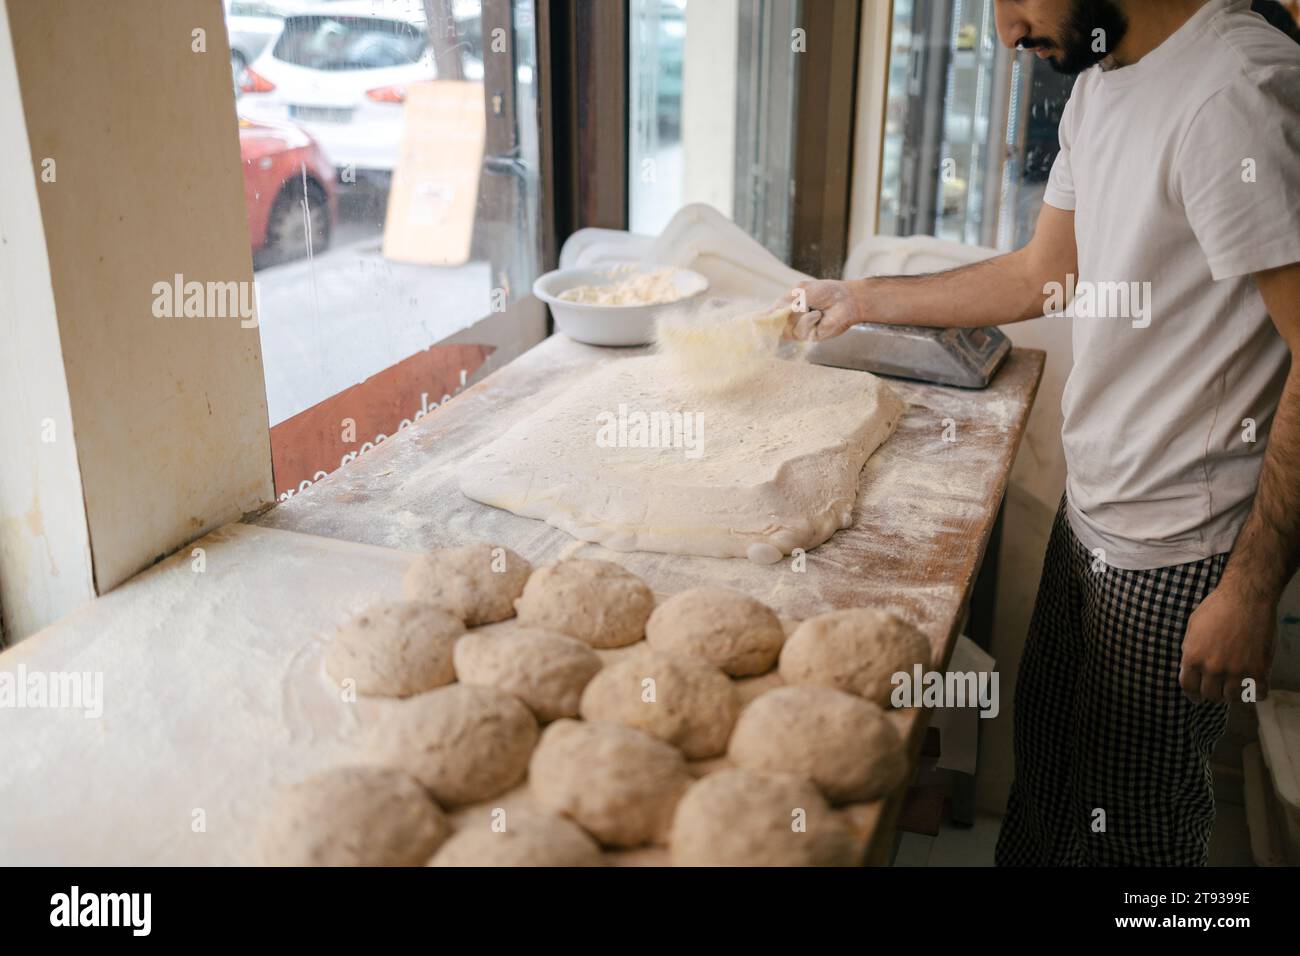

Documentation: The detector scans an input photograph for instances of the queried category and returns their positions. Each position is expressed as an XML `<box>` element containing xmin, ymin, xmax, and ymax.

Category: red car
<box><xmin>239</xmin><ymin>117</ymin><xmax>337</xmax><ymax>263</ymax></box>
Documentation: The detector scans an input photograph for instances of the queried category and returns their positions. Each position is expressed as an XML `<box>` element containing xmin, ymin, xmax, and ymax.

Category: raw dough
<box><xmin>324</xmin><ymin>601</ymin><xmax>464</xmax><ymax>698</ymax></box>
<box><xmin>368</xmin><ymin>684</ymin><xmax>539</xmax><ymax>807</ymax></box>
<box><xmin>529</xmin><ymin>718</ymin><xmax>692</xmax><ymax>847</ymax></box>
<box><xmin>458</xmin><ymin>354</ymin><xmax>904</xmax><ymax>562</ymax></box>
<box><xmin>669</xmin><ymin>768</ymin><xmax>857</xmax><ymax>867</ymax></box>
<box><xmin>645</xmin><ymin>586</ymin><xmax>785</xmax><ymax>676</ymax></box>
<box><xmin>401</xmin><ymin>543</ymin><xmax>532</xmax><ymax>626</ymax></box>
<box><xmin>453</xmin><ymin>624</ymin><xmax>602</xmax><ymax>722</ymax></box>
<box><xmin>779</xmin><ymin>608</ymin><xmax>931</xmax><ymax>707</ymax></box>
<box><xmin>260</xmin><ymin>766</ymin><xmax>449</xmax><ymax>866</ymax></box>
<box><xmin>428</xmin><ymin>812</ymin><xmax>603</xmax><ymax>867</ymax></box>
<box><xmin>578</xmin><ymin>650</ymin><xmax>738</xmax><ymax>759</ymax></box>
<box><xmin>513</xmin><ymin>559</ymin><xmax>654</xmax><ymax>649</ymax></box>
<box><xmin>728</xmin><ymin>685</ymin><xmax>907</xmax><ymax>803</ymax></box>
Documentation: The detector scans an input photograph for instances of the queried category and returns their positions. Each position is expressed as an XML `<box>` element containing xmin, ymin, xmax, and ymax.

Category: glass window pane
<box><xmin>627</xmin><ymin>0</ymin><xmax>798</xmax><ymax>263</ymax></box>
<box><xmin>878</xmin><ymin>0</ymin><xmax>1072</xmax><ymax>252</ymax></box>
<box><xmin>225</xmin><ymin>0</ymin><xmax>545</xmax><ymax>501</ymax></box>
<box><xmin>628</xmin><ymin>0</ymin><xmax>686</xmax><ymax>236</ymax></box>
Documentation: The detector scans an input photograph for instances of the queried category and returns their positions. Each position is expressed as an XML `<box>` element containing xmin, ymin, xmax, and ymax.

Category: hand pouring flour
<box><xmin>458</xmin><ymin>299</ymin><xmax>906</xmax><ymax>564</ymax></box>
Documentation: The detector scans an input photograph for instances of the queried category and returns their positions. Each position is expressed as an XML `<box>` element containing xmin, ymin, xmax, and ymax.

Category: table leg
<box><xmin>950</xmin><ymin>498</ymin><xmax>1004</xmax><ymax>827</ymax></box>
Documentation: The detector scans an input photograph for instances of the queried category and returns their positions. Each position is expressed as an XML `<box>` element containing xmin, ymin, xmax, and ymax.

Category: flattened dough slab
<box><xmin>458</xmin><ymin>356</ymin><xmax>905</xmax><ymax>562</ymax></box>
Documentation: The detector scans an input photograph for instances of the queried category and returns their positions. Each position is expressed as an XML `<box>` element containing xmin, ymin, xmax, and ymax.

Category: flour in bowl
<box><xmin>557</xmin><ymin>267</ymin><xmax>689</xmax><ymax>306</ymax></box>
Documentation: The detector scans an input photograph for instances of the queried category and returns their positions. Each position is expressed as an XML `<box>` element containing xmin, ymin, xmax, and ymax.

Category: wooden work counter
<box><xmin>261</xmin><ymin>335</ymin><xmax>1043</xmax><ymax>624</ymax></box>
<box><xmin>258</xmin><ymin>334</ymin><xmax>1045</xmax><ymax>863</ymax></box>
<box><xmin>0</xmin><ymin>333</ymin><xmax>1042</xmax><ymax>865</ymax></box>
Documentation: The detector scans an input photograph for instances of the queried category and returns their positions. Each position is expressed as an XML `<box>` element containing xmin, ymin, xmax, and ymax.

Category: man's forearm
<box><xmin>847</xmin><ymin>203</ymin><xmax>1082</xmax><ymax>328</ymax></box>
<box><xmin>1222</xmin><ymin>365</ymin><xmax>1300</xmax><ymax>602</ymax></box>
<box><xmin>850</xmin><ymin>251</ymin><xmax>1052</xmax><ymax>329</ymax></box>
<box><xmin>792</xmin><ymin>203</ymin><xmax>1077</xmax><ymax>339</ymax></box>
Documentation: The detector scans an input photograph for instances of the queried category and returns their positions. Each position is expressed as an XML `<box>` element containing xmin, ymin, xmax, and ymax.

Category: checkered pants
<box><xmin>995</xmin><ymin>498</ymin><xmax>1230</xmax><ymax>866</ymax></box>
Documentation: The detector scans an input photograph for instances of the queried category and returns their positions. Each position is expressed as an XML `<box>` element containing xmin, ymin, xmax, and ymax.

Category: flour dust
<box><xmin>653</xmin><ymin>298</ymin><xmax>811</xmax><ymax>395</ymax></box>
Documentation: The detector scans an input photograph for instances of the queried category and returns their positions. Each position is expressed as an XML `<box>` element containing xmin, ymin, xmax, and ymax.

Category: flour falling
<box><xmin>653</xmin><ymin>298</ymin><xmax>809</xmax><ymax>394</ymax></box>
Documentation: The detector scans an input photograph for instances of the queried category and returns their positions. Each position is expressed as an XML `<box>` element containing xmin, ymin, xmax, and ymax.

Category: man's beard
<box><xmin>1019</xmin><ymin>0</ymin><xmax>1130</xmax><ymax>75</ymax></box>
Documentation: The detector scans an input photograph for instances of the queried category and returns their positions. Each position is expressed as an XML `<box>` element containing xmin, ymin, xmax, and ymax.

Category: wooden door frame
<box><xmin>790</xmin><ymin>0</ymin><xmax>862</xmax><ymax>278</ymax></box>
<box><xmin>543</xmin><ymin>0</ymin><xmax>629</xmax><ymax>247</ymax></box>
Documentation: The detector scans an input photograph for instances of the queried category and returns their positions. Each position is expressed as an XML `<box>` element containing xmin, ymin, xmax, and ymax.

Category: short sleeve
<box><xmin>1176</xmin><ymin>67</ymin><xmax>1300</xmax><ymax>280</ymax></box>
<box><xmin>1043</xmin><ymin>84</ymin><xmax>1080</xmax><ymax>211</ymax></box>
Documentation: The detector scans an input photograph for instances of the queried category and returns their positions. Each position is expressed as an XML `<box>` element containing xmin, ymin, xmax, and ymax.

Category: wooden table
<box><xmin>258</xmin><ymin>334</ymin><xmax>1046</xmax><ymax>862</ymax></box>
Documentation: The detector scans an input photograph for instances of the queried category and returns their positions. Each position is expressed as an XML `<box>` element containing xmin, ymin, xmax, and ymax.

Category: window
<box><xmin>879</xmin><ymin>0</ymin><xmax>1074</xmax><ymax>251</ymax></box>
<box><xmin>626</xmin><ymin>0</ymin><xmax>809</xmax><ymax>265</ymax></box>
<box><xmin>226</xmin><ymin>0</ymin><xmax>547</xmax><ymax>501</ymax></box>
<box><xmin>628</xmin><ymin>0</ymin><xmax>687</xmax><ymax>237</ymax></box>
<box><xmin>229</xmin><ymin>2</ymin><xmax>288</xmax><ymax>19</ymax></box>
<box><xmin>271</xmin><ymin>15</ymin><xmax>429</xmax><ymax>71</ymax></box>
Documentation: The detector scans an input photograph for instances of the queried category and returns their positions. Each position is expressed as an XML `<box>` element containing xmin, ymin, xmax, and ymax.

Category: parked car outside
<box><xmin>239</xmin><ymin>117</ymin><xmax>337</xmax><ymax>265</ymax></box>
<box><xmin>225</xmin><ymin>0</ymin><xmax>302</xmax><ymax>89</ymax></box>
<box><xmin>236</xmin><ymin>1</ymin><xmax>444</xmax><ymax>177</ymax></box>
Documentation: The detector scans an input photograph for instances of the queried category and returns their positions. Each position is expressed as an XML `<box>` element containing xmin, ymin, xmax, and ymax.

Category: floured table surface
<box><xmin>257</xmin><ymin>334</ymin><xmax>1043</xmax><ymax>862</ymax></box>
<box><xmin>3</xmin><ymin>336</ymin><xmax>1039</xmax><ymax>865</ymax></box>
<box><xmin>259</xmin><ymin>335</ymin><xmax>1042</xmax><ymax>631</ymax></box>
<box><xmin>0</xmin><ymin>524</ymin><xmax>411</xmax><ymax>865</ymax></box>
<box><xmin>0</xmin><ymin>523</ymin><xmax>886</xmax><ymax>865</ymax></box>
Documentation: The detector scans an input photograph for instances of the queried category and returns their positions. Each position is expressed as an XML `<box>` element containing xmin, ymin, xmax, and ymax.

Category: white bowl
<box><xmin>532</xmin><ymin>264</ymin><xmax>709</xmax><ymax>347</ymax></box>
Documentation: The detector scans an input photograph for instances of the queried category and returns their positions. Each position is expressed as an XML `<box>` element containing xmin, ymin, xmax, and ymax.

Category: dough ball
<box><xmin>669</xmin><ymin>768</ymin><xmax>857</xmax><ymax>867</ymax></box>
<box><xmin>402</xmin><ymin>543</ymin><xmax>532</xmax><ymax>626</ymax></box>
<box><xmin>453</xmin><ymin>624</ymin><xmax>602</xmax><ymax>722</ymax></box>
<box><xmin>645</xmin><ymin>586</ymin><xmax>785</xmax><ymax>676</ymax></box>
<box><xmin>727</xmin><ymin>685</ymin><xmax>907</xmax><ymax>803</ymax></box>
<box><xmin>578</xmin><ymin>650</ymin><xmax>738</xmax><ymax>758</ymax></box>
<box><xmin>513</xmin><ymin>559</ymin><xmax>654</xmax><ymax>649</ymax></box>
<box><xmin>261</xmin><ymin>766</ymin><xmax>449</xmax><ymax>866</ymax></box>
<box><xmin>324</xmin><ymin>601</ymin><xmax>464</xmax><ymax>698</ymax></box>
<box><xmin>369</xmin><ymin>684</ymin><xmax>539</xmax><ymax>807</ymax></box>
<box><xmin>779</xmin><ymin>608</ymin><xmax>930</xmax><ymax>706</ymax></box>
<box><xmin>529</xmin><ymin>719</ymin><xmax>692</xmax><ymax>847</ymax></box>
<box><xmin>428</xmin><ymin>812</ymin><xmax>603</xmax><ymax>867</ymax></box>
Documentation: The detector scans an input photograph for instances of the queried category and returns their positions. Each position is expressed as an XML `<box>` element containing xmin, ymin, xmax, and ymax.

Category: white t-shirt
<box><xmin>1044</xmin><ymin>0</ymin><xmax>1300</xmax><ymax>570</ymax></box>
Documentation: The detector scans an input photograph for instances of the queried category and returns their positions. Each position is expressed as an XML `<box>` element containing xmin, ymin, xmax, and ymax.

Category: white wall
<box><xmin>0</xmin><ymin>0</ymin><xmax>276</xmax><ymax>639</ymax></box>
<box><xmin>0</xmin><ymin>0</ymin><xmax>96</xmax><ymax>641</ymax></box>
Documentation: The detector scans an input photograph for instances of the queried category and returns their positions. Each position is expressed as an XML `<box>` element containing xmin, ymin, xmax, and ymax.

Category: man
<box><xmin>789</xmin><ymin>0</ymin><xmax>1300</xmax><ymax>865</ymax></box>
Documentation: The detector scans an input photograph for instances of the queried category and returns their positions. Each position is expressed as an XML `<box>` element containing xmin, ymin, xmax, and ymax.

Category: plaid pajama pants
<box><xmin>995</xmin><ymin>498</ymin><xmax>1230</xmax><ymax>866</ymax></box>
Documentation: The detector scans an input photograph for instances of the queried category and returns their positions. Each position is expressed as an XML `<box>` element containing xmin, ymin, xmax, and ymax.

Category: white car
<box><xmin>237</xmin><ymin>0</ymin><xmax>482</xmax><ymax>176</ymax></box>
<box><xmin>225</xmin><ymin>0</ymin><xmax>301</xmax><ymax>86</ymax></box>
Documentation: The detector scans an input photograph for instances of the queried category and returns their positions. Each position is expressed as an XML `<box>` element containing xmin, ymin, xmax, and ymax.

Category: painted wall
<box><xmin>2</xmin><ymin>0</ymin><xmax>274</xmax><ymax>633</ymax></box>
<box><xmin>0</xmin><ymin>1</ymin><xmax>95</xmax><ymax>641</ymax></box>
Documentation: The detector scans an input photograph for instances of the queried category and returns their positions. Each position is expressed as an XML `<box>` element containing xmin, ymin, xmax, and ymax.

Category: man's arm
<box><xmin>1181</xmin><ymin>261</ymin><xmax>1300</xmax><ymax>703</ymax></box>
<box><xmin>787</xmin><ymin>203</ymin><xmax>1078</xmax><ymax>340</ymax></box>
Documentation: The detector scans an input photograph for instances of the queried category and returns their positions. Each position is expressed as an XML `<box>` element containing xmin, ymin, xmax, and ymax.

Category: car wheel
<box><xmin>265</xmin><ymin>178</ymin><xmax>331</xmax><ymax>263</ymax></box>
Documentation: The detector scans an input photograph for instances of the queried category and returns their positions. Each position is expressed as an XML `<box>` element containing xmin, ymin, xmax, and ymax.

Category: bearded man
<box><xmin>788</xmin><ymin>1</ymin><xmax>1300</xmax><ymax>865</ymax></box>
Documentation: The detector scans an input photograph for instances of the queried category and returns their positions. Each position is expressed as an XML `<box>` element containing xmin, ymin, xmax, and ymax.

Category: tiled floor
<box><xmin>894</xmin><ymin>812</ymin><xmax>1001</xmax><ymax>867</ymax></box>
<box><xmin>894</xmin><ymin>803</ymin><xmax>1256</xmax><ymax>867</ymax></box>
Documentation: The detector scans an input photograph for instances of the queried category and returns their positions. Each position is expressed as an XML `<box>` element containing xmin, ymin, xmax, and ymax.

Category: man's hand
<box><xmin>777</xmin><ymin>280</ymin><xmax>867</xmax><ymax>341</ymax></box>
<box><xmin>1179</xmin><ymin>580</ymin><xmax>1276</xmax><ymax>704</ymax></box>
<box><xmin>1181</xmin><ymin>262</ymin><xmax>1300</xmax><ymax>705</ymax></box>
